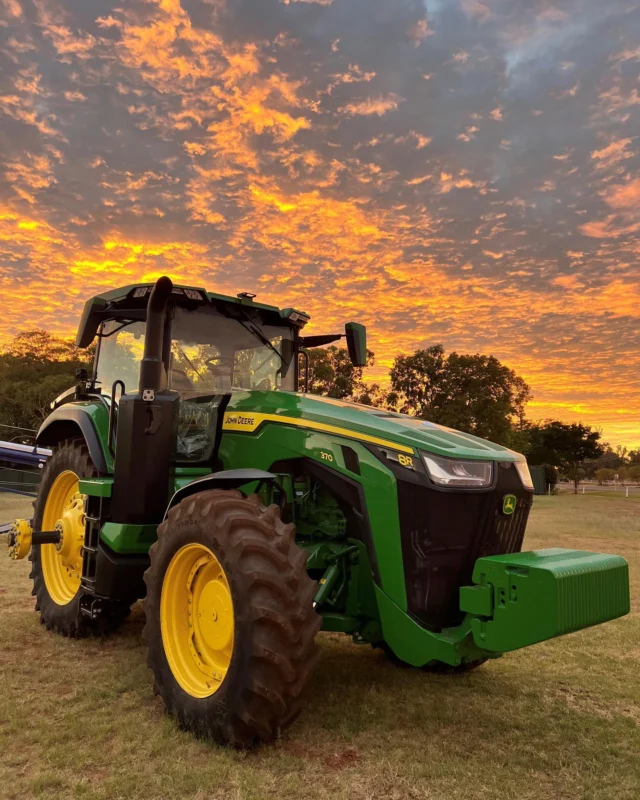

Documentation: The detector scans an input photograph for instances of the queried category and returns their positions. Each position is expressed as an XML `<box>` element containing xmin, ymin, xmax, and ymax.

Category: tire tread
<box><xmin>143</xmin><ymin>489</ymin><xmax>321</xmax><ymax>747</ymax></box>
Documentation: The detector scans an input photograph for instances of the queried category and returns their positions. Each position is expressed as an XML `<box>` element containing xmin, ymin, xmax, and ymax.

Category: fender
<box><xmin>165</xmin><ymin>469</ymin><xmax>277</xmax><ymax>518</ymax></box>
<box><xmin>36</xmin><ymin>407</ymin><xmax>109</xmax><ymax>475</ymax></box>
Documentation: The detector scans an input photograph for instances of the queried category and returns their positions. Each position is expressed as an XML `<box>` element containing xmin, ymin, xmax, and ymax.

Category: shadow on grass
<box><xmin>26</xmin><ymin>595</ymin><xmax>636</xmax><ymax>776</ymax></box>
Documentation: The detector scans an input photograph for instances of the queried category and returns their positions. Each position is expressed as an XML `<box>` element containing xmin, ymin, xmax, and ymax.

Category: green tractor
<box><xmin>4</xmin><ymin>277</ymin><xmax>630</xmax><ymax>746</ymax></box>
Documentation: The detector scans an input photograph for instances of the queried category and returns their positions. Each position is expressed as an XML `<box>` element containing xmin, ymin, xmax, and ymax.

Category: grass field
<box><xmin>0</xmin><ymin>493</ymin><xmax>638</xmax><ymax>800</ymax></box>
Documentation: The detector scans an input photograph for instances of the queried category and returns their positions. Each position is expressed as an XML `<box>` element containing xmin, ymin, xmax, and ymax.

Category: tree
<box><xmin>595</xmin><ymin>468</ymin><xmax>616</xmax><ymax>485</ymax></box>
<box><xmin>583</xmin><ymin>445</ymin><xmax>624</xmax><ymax>477</ymax></box>
<box><xmin>0</xmin><ymin>330</ymin><xmax>93</xmax><ymax>439</ymax></box>
<box><xmin>616</xmin><ymin>444</ymin><xmax>629</xmax><ymax>463</ymax></box>
<box><xmin>304</xmin><ymin>346</ymin><xmax>375</xmax><ymax>400</ymax></box>
<box><xmin>628</xmin><ymin>465</ymin><xmax>640</xmax><ymax>484</ymax></box>
<box><xmin>3</xmin><ymin>329</ymin><xmax>87</xmax><ymax>363</ymax></box>
<box><xmin>618</xmin><ymin>466</ymin><xmax>631</xmax><ymax>484</ymax></box>
<box><xmin>527</xmin><ymin>420</ymin><xmax>604</xmax><ymax>493</ymax></box>
<box><xmin>628</xmin><ymin>450</ymin><xmax>640</xmax><ymax>466</ymax></box>
<box><xmin>388</xmin><ymin>345</ymin><xmax>531</xmax><ymax>446</ymax></box>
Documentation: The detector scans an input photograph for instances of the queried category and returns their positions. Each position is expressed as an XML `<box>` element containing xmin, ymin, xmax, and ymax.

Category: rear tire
<box><xmin>30</xmin><ymin>438</ymin><xmax>130</xmax><ymax>637</ymax></box>
<box><xmin>143</xmin><ymin>489</ymin><xmax>321</xmax><ymax>747</ymax></box>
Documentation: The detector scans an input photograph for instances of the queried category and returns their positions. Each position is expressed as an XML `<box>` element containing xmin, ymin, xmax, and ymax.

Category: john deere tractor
<box><xmin>3</xmin><ymin>277</ymin><xmax>630</xmax><ymax>746</ymax></box>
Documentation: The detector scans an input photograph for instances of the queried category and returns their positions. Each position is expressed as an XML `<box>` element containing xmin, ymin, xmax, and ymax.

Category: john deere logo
<box><xmin>503</xmin><ymin>495</ymin><xmax>517</xmax><ymax>515</ymax></box>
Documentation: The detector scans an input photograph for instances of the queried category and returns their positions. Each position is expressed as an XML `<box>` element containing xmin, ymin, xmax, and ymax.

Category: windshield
<box><xmin>169</xmin><ymin>307</ymin><xmax>294</xmax><ymax>395</ymax></box>
<box><xmin>96</xmin><ymin>306</ymin><xmax>295</xmax><ymax>397</ymax></box>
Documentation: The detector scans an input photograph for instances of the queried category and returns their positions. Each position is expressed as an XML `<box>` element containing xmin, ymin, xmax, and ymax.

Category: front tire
<box><xmin>143</xmin><ymin>489</ymin><xmax>321</xmax><ymax>747</ymax></box>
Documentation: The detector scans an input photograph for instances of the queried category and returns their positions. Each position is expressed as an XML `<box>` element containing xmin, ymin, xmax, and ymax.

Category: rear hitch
<box><xmin>79</xmin><ymin>595</ymin><xmax>104</xmax><ymax>620</ymax></box>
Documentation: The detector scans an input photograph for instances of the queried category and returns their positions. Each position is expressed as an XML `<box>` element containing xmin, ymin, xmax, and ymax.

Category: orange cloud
<box><xmin>591</xmin><ymin>138</ymin><xmax>634</xmax><ymax>168</ymax></box>
<box><xmin>407</xmin><ymin>19</ymin><xmax>432</xmax><ymax>48</ymax></box>
<box><xmin>341</xmin><ymin>94</ymin><xmax>404</xmax><ymax>116</ymax></box>
<box><xmin>1</xmin><ymin>0</ymin><xmax>22</xmax><ymax>19</ymax></box>
<box><xmin>603</xmin><ymin>177</ymin><xmax>640</xmax><ymax>210</ymax></box>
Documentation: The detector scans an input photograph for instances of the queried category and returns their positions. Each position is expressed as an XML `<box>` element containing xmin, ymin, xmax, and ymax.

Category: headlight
<box><xmin>514</xmin><ymin>460</ymin><xmax>534</xmax><ymax>490</ymax></box>
<box><xmin>422</xmin><ymin>453</ymin><xmax>493</xmax><ymax>488</ymax></box>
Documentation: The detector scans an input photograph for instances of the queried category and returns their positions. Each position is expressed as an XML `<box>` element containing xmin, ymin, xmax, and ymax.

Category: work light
<box><xmin>421</xmin><ymin>452</ymin><xmax>493</xmax><ymax>488</ymax></box>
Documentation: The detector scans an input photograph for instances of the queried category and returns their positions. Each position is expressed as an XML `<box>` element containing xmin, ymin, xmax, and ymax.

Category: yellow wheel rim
<box><xmin>160</xmin><ymin>543</ymin><xmax>234</xmax><ymax>698</ymax></box>
<box><xmin>41</xmin><ymin>470</ymin><xmax>86</xmax><ymax>606</ymax></box>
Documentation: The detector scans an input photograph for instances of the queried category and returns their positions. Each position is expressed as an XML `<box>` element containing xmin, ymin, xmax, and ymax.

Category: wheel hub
<box><xmin>54</xmin><ymin>493</ymin><xmax>85</xmax><ymax>570</ymax></box>
<box><xmin>41</xmin><ymin>471</ymin><xmax>86</xmax><ymax>606</ymax></box>
<box><xmin>160</xmin><ymin>543</ymin><xmax>235</xmax><ymax>698</ymax></box>
<box><xmin>196</xmin><ymin>579</ymin><xmax>233</xmax><ymax>652</ymax></box>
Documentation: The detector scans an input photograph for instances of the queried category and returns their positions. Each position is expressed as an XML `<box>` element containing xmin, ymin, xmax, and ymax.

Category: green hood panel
<box><xmin>225</xmin><ymin>391</ymin><xmax>523</xmax><ymax>462</ymax></box>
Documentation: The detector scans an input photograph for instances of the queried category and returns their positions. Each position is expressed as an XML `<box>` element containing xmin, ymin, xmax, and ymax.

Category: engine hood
<box><xmin>225</xmin><ymin>391</ymin><xmax>524</xmax><ymax>462</ymax></box>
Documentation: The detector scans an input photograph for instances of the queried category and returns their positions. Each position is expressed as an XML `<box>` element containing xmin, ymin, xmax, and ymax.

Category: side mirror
<box><xmin>345</xmin><ymin>322</ymin><xmax>367</xmax><ymax>367</ymax></box>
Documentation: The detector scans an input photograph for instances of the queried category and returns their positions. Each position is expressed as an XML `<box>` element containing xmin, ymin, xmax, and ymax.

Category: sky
<box><xmin>0</xmin><ymin>0</ymin><xmax>639</xmax><ymax>448</ymax></box>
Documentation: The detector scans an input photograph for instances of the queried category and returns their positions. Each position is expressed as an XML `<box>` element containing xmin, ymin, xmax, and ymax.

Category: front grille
<box><xmin>473</xmin><ymin>496</ymin><xmax>530</xmax><ymax>561</ymax></box>
<box><xmin>397</xmin><ymin>463</ymin><xmax>532</xmax><ymax>630</ymax></box>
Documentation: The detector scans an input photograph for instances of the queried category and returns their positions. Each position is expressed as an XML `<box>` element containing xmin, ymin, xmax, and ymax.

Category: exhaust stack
<box><xmin>139</xmin><ymin>276</ymin><xmax>173</xmax><ymax>395</ymax></box>
<box><xmin>110</xmin><ymin>276</ymin><xmax>180</xmax><ymax>525</ymax></box>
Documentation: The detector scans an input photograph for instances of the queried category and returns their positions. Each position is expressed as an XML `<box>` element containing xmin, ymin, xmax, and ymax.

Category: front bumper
<box><xmin>377</xmin><ymin>548</ymin><xmax>630</xmax><ymax>668</ymax></box>
<box><xmin>461</xmin><ymin>548</ymin><xmax>630</xmax><ymax>652</ymax></box>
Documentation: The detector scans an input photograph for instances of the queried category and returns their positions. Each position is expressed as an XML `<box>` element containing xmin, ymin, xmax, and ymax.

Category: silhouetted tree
<box><xmin>528</xmin><ymin>420</ymin><xmax>604</xmax><ymax>493</ymax></box>
<box><xmin>303</xmin><ymin>346</ymin><xmax>375</xmax><ymax>400</ymax></box>
<box><xmin>0</xmin><ymin>330</ymin><xmax>93</xmax><ymax>438</ymax></box>
<box><xmin>388</xmin><ymin>344</ymin><xmax>531</xmax><ymax>446</ymax></box>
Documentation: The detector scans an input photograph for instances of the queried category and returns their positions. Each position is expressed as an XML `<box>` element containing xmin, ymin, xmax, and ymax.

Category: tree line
<box><xmin>0</xmin><ymin>330</ymin><xmax>94</xmax><ymax>436</ymax></box>
<box><xmin>1</xmin><ymin>330</ymin><xmax>638</xmax><ymax>492</ymax></box>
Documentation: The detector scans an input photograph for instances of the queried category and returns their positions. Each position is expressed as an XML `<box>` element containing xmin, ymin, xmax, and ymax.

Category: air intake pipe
<box><xmin>139</xmin><ymin>276</ymin><xmax>173</xmax><ymax>394</ymax></box>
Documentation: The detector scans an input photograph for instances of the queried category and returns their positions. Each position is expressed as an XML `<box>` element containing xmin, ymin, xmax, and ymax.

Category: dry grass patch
<box><xmin>0</xmin><ymin>493</ymin><xmax>638</xmax><ymax>799</ymax></box>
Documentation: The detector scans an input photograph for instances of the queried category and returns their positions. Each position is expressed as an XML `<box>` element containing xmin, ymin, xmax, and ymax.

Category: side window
<box><xmin>97</xmin><ymin>322</ymin><xmax>146</xmax><ymax>395</ymax></box>
<box><xmin>177</xmin><ymin>396</ymin><xmax>224</xmax><ymax>462</ymax></box>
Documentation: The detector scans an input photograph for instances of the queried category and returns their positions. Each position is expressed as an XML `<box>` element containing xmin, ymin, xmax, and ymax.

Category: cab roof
<box><xmin>75</xmin><ymin>282</ymin><xmax>310</xmax><ymax>348</ymax></box>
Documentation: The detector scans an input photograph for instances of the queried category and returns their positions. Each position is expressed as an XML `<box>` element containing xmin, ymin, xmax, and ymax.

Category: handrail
<box><xmin>108</xmin><ymin>380</ymin><xmax>125</xmax><ymax>458</ymax></box>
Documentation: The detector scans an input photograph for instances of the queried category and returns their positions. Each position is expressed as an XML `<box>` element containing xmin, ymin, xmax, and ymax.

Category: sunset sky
<box><xmin>0</xmin><ymin>0</ymin><xmax>639</xmax><ymax>447</ymax></box>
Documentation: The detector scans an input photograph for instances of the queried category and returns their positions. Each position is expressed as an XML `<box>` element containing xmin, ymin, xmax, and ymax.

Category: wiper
<box><xmin>175</xmin><ymin>346</ymin><xmax>206</xmax><ymax>381</ymax></box>
<box><xmin>236</xmin><ymin>311</ymin><xmax>283</xmax><ymax>364</ymax></box>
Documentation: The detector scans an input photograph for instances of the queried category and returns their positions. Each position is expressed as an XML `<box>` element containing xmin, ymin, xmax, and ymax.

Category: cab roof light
<box><xmin>133</xmin><ymin>286</ymin><xmax>203</xmax><ymax>301</ymax></box>
<box><xmin>281</xmin><ymin>308</ymin><xmax>311</xmax><ymax>327</ymax></box>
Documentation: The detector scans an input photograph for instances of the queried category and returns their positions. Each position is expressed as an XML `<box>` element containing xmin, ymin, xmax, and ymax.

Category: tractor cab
<box><xmin>85</xmin><ymin>284</ymin><xmax>302</xmax><ymax>398</ymax></box>
<box><xmin>77</xmin><ymin>281</ymin><xmax>366</xmax><ymax>466</ymax></box>
<box><xmin>84</xmin><ymin>284</ymin><xmax>300</xmax><ymax>465</ymax></box>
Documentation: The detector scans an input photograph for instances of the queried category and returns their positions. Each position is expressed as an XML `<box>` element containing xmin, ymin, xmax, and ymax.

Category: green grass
<box><xmin>0</xmin><ymin>493</ymin><xmax>638</xmax><ymax>800</ymax></box>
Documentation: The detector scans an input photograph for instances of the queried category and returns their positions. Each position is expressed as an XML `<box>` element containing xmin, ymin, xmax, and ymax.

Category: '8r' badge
<box><xmin>502</xmin><ymin>494</ymin><xmax>517</xmax><ymax>515</ymax></box>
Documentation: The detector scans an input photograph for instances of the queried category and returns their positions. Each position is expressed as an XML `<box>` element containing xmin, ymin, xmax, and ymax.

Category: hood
<box><xmin>226</xmin><ymin>391</ymin><xmax>523</xmax><ymax>462</ymax></box>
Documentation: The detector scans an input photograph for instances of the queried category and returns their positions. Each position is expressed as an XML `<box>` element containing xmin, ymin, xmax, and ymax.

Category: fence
<box><xmin>0</xmin><ymin>466</ymin><xmax>42</xmax><ymax>495</ymax></box>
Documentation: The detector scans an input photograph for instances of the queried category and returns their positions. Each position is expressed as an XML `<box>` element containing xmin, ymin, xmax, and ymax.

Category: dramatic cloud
<box><xmin>0</xmin><ymin>0</ymin><xmax>638</xmax><ymax>447</ymax></box>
